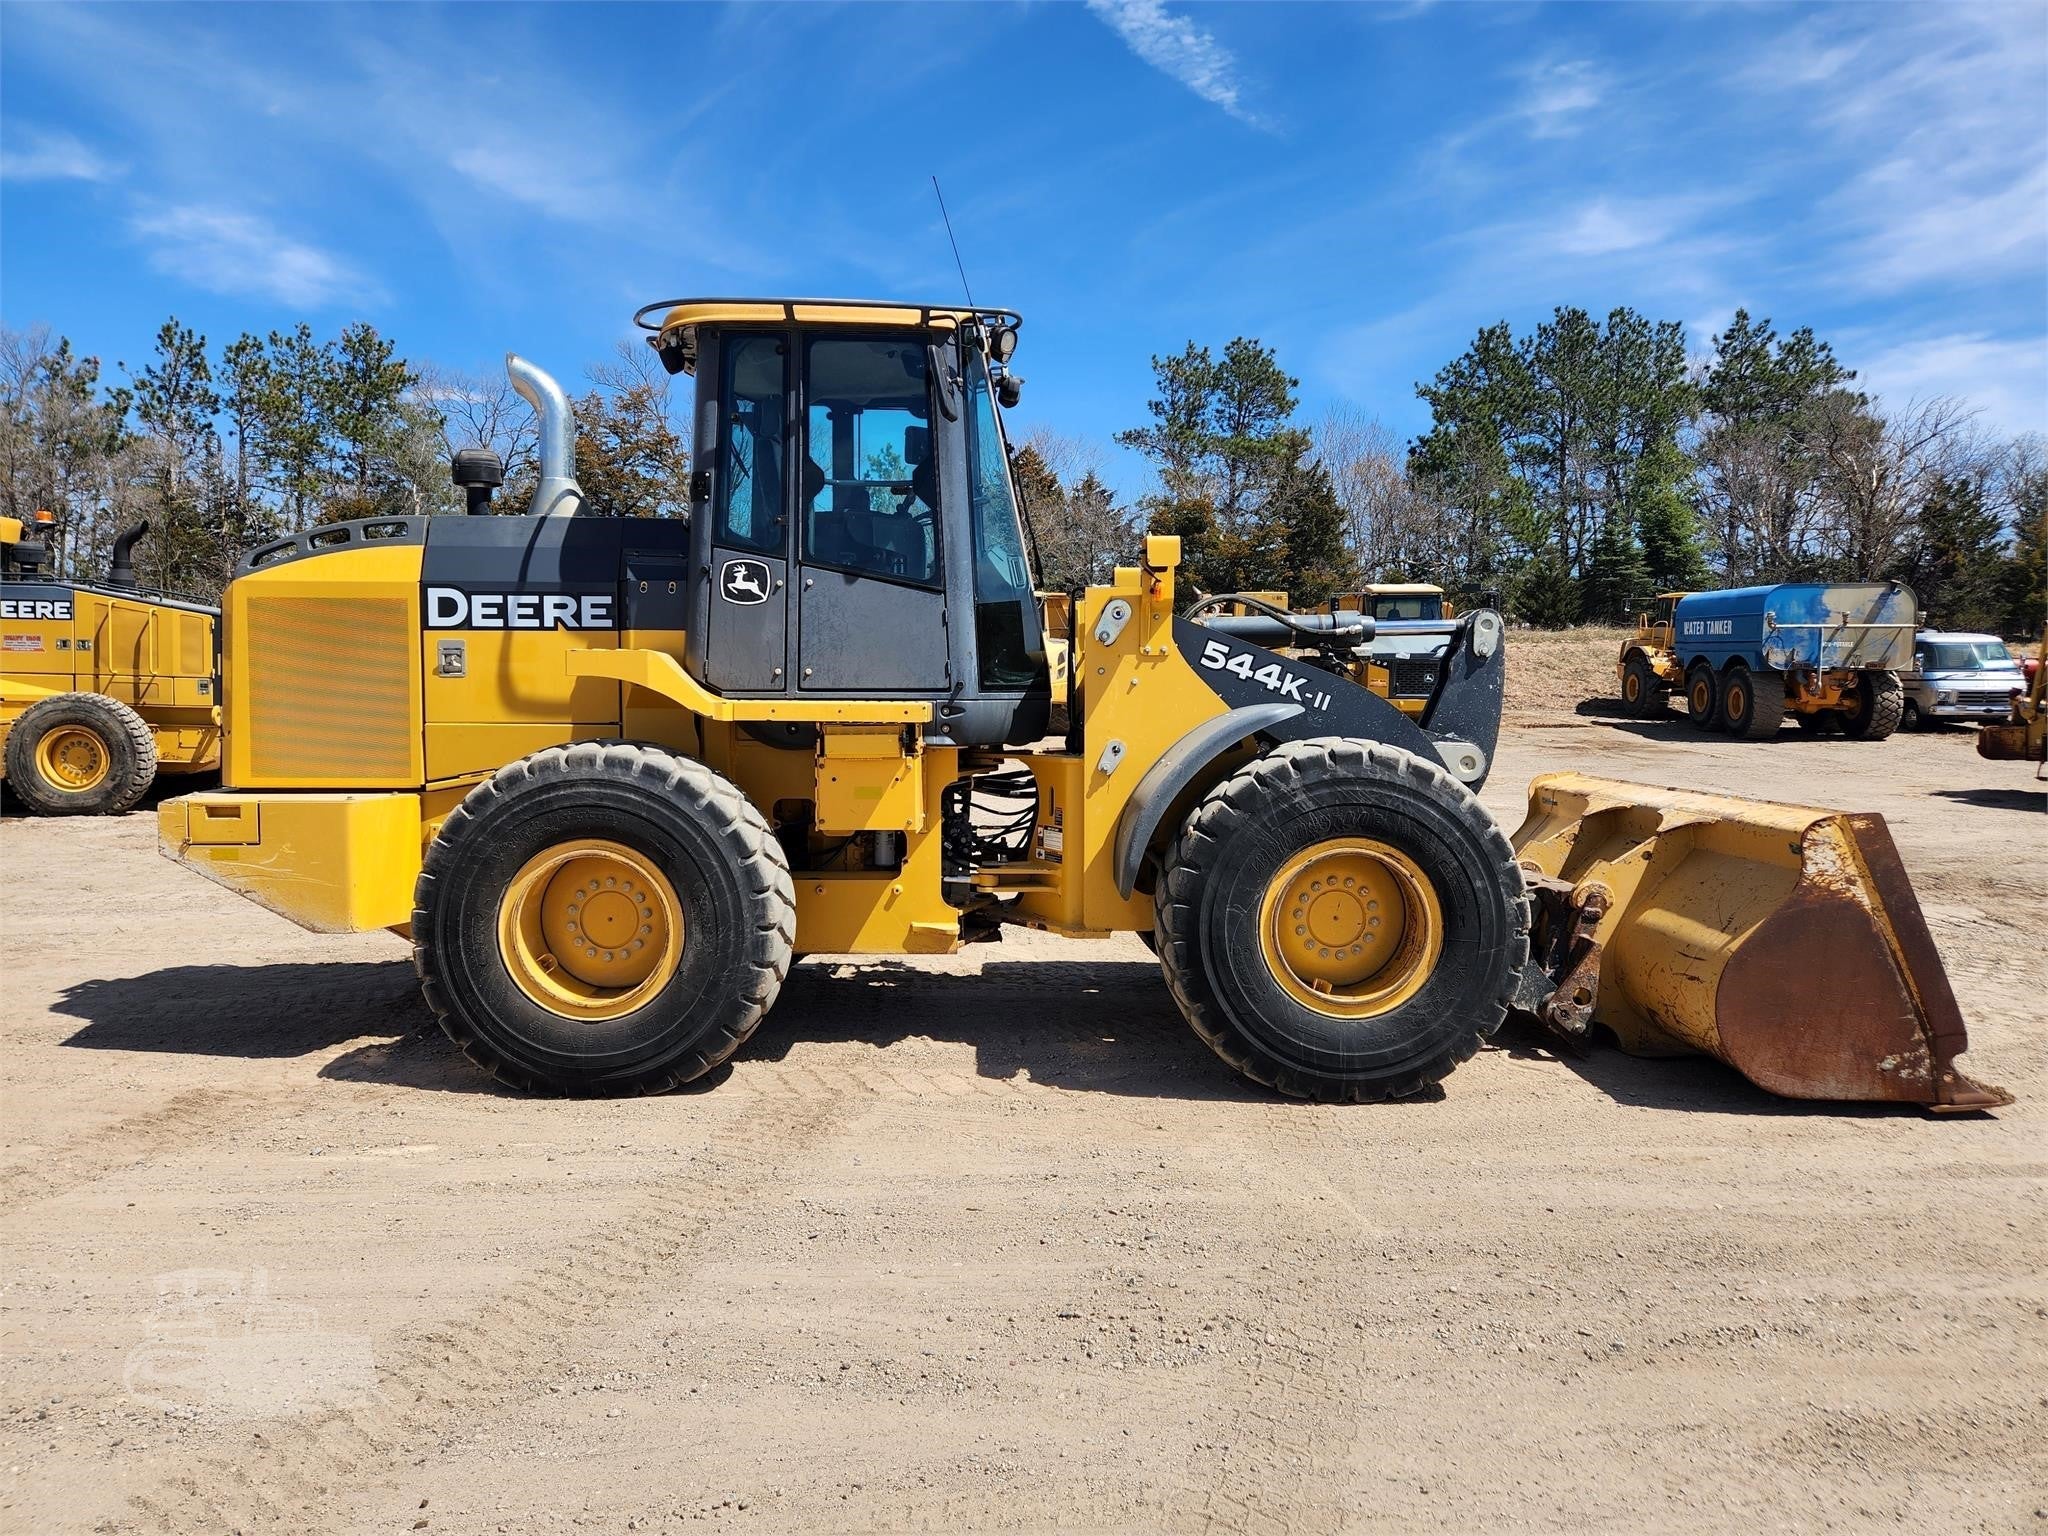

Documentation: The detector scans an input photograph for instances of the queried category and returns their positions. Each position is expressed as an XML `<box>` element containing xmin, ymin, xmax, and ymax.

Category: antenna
<box><xmin>932</xmin><ymin>175</ymin><xmax>975</xmax><ymax>311</ymax></box>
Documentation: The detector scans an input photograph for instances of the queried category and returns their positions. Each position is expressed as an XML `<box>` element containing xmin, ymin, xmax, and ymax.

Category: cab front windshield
<box><xmin>1919</xmin><ymin>640</ymin><xmax>2016</xmax><ymax>672</ymax></box>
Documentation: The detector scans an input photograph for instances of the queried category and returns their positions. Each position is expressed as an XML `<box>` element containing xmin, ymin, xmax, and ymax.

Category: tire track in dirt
<box><xmin>1173</xmin><ymin>1108</ymin><xmax>1377</xmax><ymax>1536</ymax></box>
<box><xmin>115</xmin><ymin>1096</ymin><xmax>853</xmax><ymax>1535</ymax></box>
<box><xmin>0</xmin><ymin>1086</ymin><xmax>286</xmax><ymax>1212</ymax></box>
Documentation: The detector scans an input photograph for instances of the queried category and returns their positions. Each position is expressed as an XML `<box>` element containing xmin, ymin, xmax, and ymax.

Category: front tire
<box><xmin>1899</xmin><ymin>698</ymin><xmax>1924</xmax><ymax>732</ymax></box>
<box><xmin>3</xmin><ymin>692</ymin><xmax>156</xmax><ymax>816</ymax></box>
<box><xmin>1153</xmin><ymin>738</ymin><xmax>1529</xmax><ymax>1103</ymax></box>
<box><xmin>412</xmin><ymin>742</ymin><xmax>795</xmax><ymax>1093</ymax></box>
<box><xmin>1719</xmin><ymin>661</ymin><xmax>1786</xmax><ymax>740</ymax></box>
<box><xmin>1621</xmin><ymin>654</ymin><xmax>1666</xmax><ymax>718</ymax></box>
<box><xmin>1841</xmin><ymin>672</ymin><xmax>1904</xmax><ymax>741</ymax></box>
<box><xmin>1684</xmin><ymin>662</ymin><xmax>1721</xmax><ymax>732</ymax></box>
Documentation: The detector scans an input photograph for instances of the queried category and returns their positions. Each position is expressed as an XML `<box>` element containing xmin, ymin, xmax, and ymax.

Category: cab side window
<box><xmin>802</xmin><ymin>338</ymin><xmax>939</xmax><ymax>587</ymax></box>
<box><xmin>715</xmin><ymin>335</ymin><xmax>787</xmax><ymax>554</ymax></box>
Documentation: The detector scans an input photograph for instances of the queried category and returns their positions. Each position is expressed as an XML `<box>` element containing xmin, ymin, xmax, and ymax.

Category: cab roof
<box><xmin>635</xmin><ymin>297</ymin><xmax>1022</xmax><ymax>377</ymax></box>
<box><xmin>1359</xmin><ymin>582</ymin><xmax>1444</xmax><ymax>596</ymax></box>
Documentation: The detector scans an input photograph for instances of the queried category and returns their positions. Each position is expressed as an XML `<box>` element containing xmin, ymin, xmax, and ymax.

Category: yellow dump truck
<box><xmin>3</xmin><ymin>515</ymin><xmax>220</xmax><ymax>815</ymax></box>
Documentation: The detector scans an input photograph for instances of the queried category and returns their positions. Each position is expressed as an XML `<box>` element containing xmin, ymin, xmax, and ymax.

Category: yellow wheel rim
<box><xmin>1726</xmin><ymin>679</ymin><xmax>1746</xmax><ymax>717</ymax></box>
<box><xmin>1623</xmin><ymin>671</ymin><xmax>1641</xmax><ymax>703</ymax></box>
<box><xmin>497</xmin><ymin>839</ymin><xmax>684</xmax><ymax>1021</ymax></box>
<box><xmin>1257</xmin><ymin>838</ymin><xmax>1444</xmax><ymax>1018</ymax></box>
<box><xmin>1691</xmin><ymin>679</ymin><xmax>1711</xmax><ymax>714</ymax></box>
<box><xmin>36</xmin><ymin>725</ymin><xmax>110</xmax><ymax>792</ymax></box>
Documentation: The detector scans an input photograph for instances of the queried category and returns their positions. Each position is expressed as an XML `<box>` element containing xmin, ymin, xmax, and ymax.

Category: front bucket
<box><xmin>1511</xmin><ymin>773</ymin><xmax>2011</xmax><ymax>1110</ymax></box>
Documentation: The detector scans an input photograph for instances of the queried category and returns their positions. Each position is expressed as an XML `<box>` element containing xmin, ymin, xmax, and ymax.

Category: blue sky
<box><xmin>3</xmin><ymin>1</ymin><xmax>2044</xmax><ymax>495</ymax></box>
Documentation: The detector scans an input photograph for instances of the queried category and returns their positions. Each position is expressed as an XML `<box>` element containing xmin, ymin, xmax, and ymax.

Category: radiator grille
<box><xmin>1390</xmin><ymin>658</ymin><xmax>1439</xmax><ymax>698</ymax></box>
<box><xmin>243</xmin><ymin>596</ymin><xmax>415</xmax><ymax>781</ymax></box>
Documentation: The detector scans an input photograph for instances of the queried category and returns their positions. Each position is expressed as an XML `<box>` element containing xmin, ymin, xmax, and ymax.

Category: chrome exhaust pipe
<box><xmin>506</xmin><ymin>354</ymin><xmax>586</xmax><ymax>518</ymax></box>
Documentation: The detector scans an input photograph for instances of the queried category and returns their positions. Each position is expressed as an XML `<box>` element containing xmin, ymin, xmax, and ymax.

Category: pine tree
<box><xmin>1510</xmin><ymin>543</ymin><xmax>1582</xmax><ymax>628</ymax></box>
<box><xmin>323</xmin><ymin>322</ymin><xmax>414</xmax><ymax>521</ymax></box>
<box><xmin>1274</xmin><ymin>455</ymin><xmax>1351</xmax><ymax>605</ymax></box>
<box><xmin>1581</xmin><ymin>508</ymin><xmax>1650</xmax><ymax>623</ymax></box>
<box><xmin>1903</xmin><ymin>475</ymin><xmax>2006</xmax><ymax>630</ymax></box>
<box><xmin>1119</xmin><ymin>337</ymin><xmax>1306</xmax><ymax>598</ymax></box>
<box><xmin>1997</xmin><ymin>475</ymin><xmax>2045</xmax><ymax>637</ymax></box>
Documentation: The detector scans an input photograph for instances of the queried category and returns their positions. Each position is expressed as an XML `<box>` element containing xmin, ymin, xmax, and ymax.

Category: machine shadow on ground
<box><xmin>1928</xmin><ymin>786</ymin><xmax>2046</xmax><ymax>813</ymax></box>
<box><xmin>53</xmin><ymin>960</ymin><xmax>422</xmax><ymax>1059</ymax></box>
<box><xmin>49</xmin><ymin>954</ymin><xmax>1283</xmax><ymax>1103</ymax></box>
<box><xmin>734</xmin><ymin>957</ymin><xmax>1275</xmax><ymax>1103</ymax></box>
<box><xmin>1487</xmin><ymin>1022</ymin><xmax>1959</xmax><ymax>1119</ymax></box>
<box><xmin>47</xmin><ymin>955</ymin><xmax>1939</xmax><ymax>1115</ymax></box>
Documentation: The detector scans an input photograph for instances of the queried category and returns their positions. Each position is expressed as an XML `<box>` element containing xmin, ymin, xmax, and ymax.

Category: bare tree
<box><xmin>1812</xmin><ymin>394</ymin><xmax>1980</xmax><ymax>576</ymax></box>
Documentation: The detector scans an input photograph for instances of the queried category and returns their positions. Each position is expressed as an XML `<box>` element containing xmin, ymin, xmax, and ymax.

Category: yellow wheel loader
<box><xmin>158</xmin><ymin>300</ymin><xmax>2007</xmax><ymax>1109</ymax></box>
<box><xmin>2</xmin><ymin>513</ymin><xmax>220</xmax><ymax>816</ymax></box>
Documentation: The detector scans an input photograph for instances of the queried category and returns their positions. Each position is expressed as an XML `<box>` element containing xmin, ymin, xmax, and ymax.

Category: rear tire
<box><xmin>1153</xmin><ymin>738</ymin><xmax>1529</xmax><ymax>1103</ymax></box>
<box><xmin>1621</xmin><ymin>654</ymin><xmax>1666</xmax><ymax>719</ymax></box>
<box><xmin>1719</xmin><ymin>661</ymin><xmax>1786</xmax><ymax>740</ymax></box>
<box><xmin>1684</xmin><ymin>662</ymin><xmax>1721</xmax><ymax>732</ymax></box>
<box><xmin>1841</xmin><ymin>672</ymin><xmax>1904</xmax><ymax>741</ymax></box>
<box><xmin>412</xmin><ymin>742</ymin><xmax>795</xmax><ymax>1094</ymax></box>
<box><xmin>3</xmin><ymin>692</ymin><xmax>156</xmax><ymax>816</ymax></box>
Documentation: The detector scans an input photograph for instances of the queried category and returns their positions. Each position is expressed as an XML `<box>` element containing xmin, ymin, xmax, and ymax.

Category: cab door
<box><xmin>698</xmin><ymin>332</ymin><xmax>790</xmax><ymax>694</ymax></box>
<box><xmin>794</xmin><ymin>334</ymin><xmax>949</xmax><ymax>693</ymax></box>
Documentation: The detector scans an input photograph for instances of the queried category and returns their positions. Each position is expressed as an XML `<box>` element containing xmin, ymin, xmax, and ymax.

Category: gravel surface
<box><xmin>3</xmin><ymin>672</ymin><xmax>2042</xmax><ymax>1535</ymax></box>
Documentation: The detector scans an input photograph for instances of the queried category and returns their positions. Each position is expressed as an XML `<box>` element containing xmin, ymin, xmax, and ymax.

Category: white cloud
<box><xmin>1853</xmin><ymin>331</ymin><xmax>2048</xmax><ymax>437</ymax></box>
<box><xmin>447</xmin><ymin>141</ymin><xmax>626</xmax><ymax>223</ymax></box>
<box><xmin>1518</xmin><ymin>60</ymin><xmax>1605</xmax><ymax>139</ymax></box>
<box><xmin>130</xmin><ymin>206</ymin><xmax>379</xmax><ymax>308</ymax></box>
<box><xmin>1843</xmin><ymin>159</ymin><xmax>2048</xmax><ymax>294</ymax></box>
<box><xmin>1085</xmin><ymin>0</ymin><xmax>1264</xmax><ymax>128</ymax></box>
<box><xmin>0</xmin><ymin>124</ymin><xmax>122</xmax><ymax>182</ymax></box>
<box><xmin>1549</xmin><ymin>197</ymin><xmax>1684</xmax><ymax>257</ymax></box>
<box><xmin>1745</xmin><ymin>8</ymin><xmax>2048</xmax><ymax>294</ymax></box>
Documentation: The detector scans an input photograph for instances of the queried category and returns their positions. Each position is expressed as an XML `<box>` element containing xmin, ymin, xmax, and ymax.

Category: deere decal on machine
<box><xmin>2</xmin><ymin>513</ymin><xmax>221</xmax><ymax>816</ymax></box>
<box><xmin>158</xmin><ymin>298</ymin><xmax>2007</xmax><ymax>1110</ymax></box>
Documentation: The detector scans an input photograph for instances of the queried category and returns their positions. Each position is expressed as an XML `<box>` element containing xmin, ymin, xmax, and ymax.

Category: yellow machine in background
<box><xmin>158</xmin><ymin>299</ymin><xmax>2006</xmax><ymax>1110</ymax></box>
<box><xmin>1976</xmin><ymin>623</ymin><xmax>2046</xmax><ymax>770</ymax></box>
<box><xmin>2</xmin><ymin>515</ymin><xmax>220</xmax><ymax>816</ymax></box>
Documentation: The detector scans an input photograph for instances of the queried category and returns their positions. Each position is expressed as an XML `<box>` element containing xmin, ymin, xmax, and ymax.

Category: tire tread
<box><xmin>1151</xmin><ymin>738</ymin><xmax>1529</xmax><ymax>1104</ymax></box>
<box><xmin>411</xmin><ymin>741</ymin><xmax>795</xmax><ymax>1095</ymax></box>
<box><xmin>3</xmin><ymin>691</ymin><xmax>157</xmax><ymax>815</ymax></box>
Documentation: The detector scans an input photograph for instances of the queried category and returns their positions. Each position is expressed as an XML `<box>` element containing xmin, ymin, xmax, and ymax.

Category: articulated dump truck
<box><xmin>158</xmin><ymin>299</ymin><xmax>2008</xmax><ymax>1110</ymax></box>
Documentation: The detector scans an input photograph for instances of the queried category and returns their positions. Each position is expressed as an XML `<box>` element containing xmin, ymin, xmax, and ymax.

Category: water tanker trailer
<box><xmin>1617</xmin><ymin>583</ymin><xmax>1914</xmax><ymax>740</ymax></box>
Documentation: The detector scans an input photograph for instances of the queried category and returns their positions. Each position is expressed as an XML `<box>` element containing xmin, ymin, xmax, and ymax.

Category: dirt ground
<box><xmin>3</xmin><ymin>640</ymin><xmax>2043</xmax><ymax>1536</ymax></box>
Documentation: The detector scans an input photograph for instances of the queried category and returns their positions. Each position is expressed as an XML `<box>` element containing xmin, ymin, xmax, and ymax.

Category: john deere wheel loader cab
<box><xmin>160</xmin><ymin>296</ymin><xmax>2005</xmax><ymax>1112</ymax></box>
<box><xmin>2</xmin><ymin>513</ymin><xmax>220</xmax><ymax>816</ymax></box>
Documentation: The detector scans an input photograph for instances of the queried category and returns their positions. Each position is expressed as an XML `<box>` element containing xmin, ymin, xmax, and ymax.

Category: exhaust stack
<box><xmin>506</xmin><ymin>355</ymin><xmax>586</xmax><ymax>518</ymax></box>
<box><xmin>107</xmin><ymin>519</ymin><xmax>148</xmax><ymax>589</ymax></box>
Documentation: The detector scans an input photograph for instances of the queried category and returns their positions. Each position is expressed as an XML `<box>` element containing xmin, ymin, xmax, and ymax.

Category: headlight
<box><xmin>1936</xmin><ymin>691</ymin><xmax>1956</xmax><ymax>704</ymax></box>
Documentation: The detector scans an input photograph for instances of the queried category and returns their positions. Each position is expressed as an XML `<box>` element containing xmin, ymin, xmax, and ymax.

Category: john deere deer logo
<box><xmin>720</xmin><ymin>559</ymin><xmax>770</xmax><ymax>605</ymax></box>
